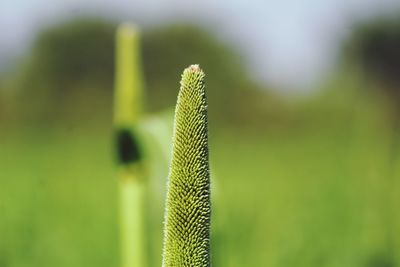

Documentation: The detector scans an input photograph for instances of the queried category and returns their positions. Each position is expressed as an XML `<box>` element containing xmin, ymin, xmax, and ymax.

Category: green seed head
<box><xmin>162</xmin><ymin>65</ymin><xmax>211</xmax><ymax>267</ymax></box>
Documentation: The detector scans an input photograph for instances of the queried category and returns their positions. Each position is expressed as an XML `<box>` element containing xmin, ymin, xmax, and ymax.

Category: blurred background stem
<box><xmin>114</xmin><ymin>23</ymin><xmax>146</xmax><ymax>267</ymax></box>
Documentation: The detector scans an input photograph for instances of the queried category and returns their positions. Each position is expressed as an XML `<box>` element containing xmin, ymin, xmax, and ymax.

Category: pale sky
<box><xmin>1</xmin><ymin>0</ymin><xmax>400</xmax><ymax>90</ymax></box>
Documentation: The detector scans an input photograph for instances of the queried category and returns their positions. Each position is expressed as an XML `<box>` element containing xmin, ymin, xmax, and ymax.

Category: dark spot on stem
<box><xmin>115</xmin><ymin>128</ymin><xmax>142</xmax><ymax>164</ymax></box>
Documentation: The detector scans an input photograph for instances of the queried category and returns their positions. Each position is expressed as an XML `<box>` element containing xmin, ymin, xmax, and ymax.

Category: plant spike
<box><xmin>113</xmin><ymin>23</ymin><xmax>146</xmax><ymax>267</ymax></box>
<box><xmin>162</xmin><ymin>65</ymin><xmax>211</xmax><ymax>267</ymax></box>
<box><xmin>114</xmin><ymin>23</ymin><xmax>143</xmax><ymax>127</ymax></box>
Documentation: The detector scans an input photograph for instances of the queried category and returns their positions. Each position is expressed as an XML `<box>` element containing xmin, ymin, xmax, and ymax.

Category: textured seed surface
<box><xmin>162</xmin><ymin>65</ymin><xmax>211</xmax><ymax>267</ymax></box>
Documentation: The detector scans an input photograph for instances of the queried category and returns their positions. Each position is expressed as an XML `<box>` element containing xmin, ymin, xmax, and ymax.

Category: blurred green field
<box><xmin>1</xmin><ymin>85</ymin><xmax>399</xmax><ymax>267</ymax></box>
<box><xmin>2</xmin><ymin>15</ymin><xmax>400</xmax><ymax>267</ymax></box>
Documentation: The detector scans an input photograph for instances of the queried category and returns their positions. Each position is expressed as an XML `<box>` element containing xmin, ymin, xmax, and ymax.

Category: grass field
<box><xmin>1</xmin><ymin>90</ymin><xmax>400</xmax><ymax>267</ymax></box>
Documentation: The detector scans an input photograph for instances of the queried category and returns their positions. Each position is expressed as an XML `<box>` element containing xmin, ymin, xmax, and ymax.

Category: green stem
<box><xmin>113</xmin><ymin>23</ymin><xmax>146</xmax><ymax>267</ymax></box>
<box><xmin>118</xmin><ymin>168</ymin><xmax>146</xmax><ymax>267</ymax></box>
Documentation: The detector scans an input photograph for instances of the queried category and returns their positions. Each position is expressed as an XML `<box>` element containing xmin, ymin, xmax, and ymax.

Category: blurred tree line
<box><xmin>1</xmin><ymin>14</ymin><xmax>400</xmax><ymax>132</ymax></box>
<box><xmin>0</xmin><ymin>17</ymin><xmax>280</xmax><ymax>130</ymax></box>
<box><xmin>342</xmin><ymin>14</ymin><xmax>400</xmax><ymax>150</ymax></box>
<box><xmin>340</xmin><ymin>15</ymin><xmax>400</xmax><ymax>110</ymax></box>
<box><xmin>345</xmin><ymin>16</ymin><xmax>400</xmax><ymax>92</ymax></box>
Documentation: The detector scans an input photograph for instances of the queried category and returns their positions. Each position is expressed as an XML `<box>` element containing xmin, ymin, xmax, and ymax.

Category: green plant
<box><xmin>162</xmin><ymin>65</ymin><xmax>211</xmax><ymax>266</ymax></box>
<box><xmin>113</xmin><ymin>23</ymin><xmax>146</xmax><ymax>267</ymax></box>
